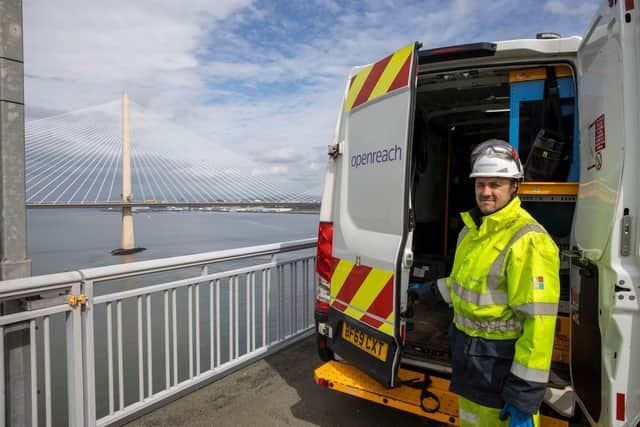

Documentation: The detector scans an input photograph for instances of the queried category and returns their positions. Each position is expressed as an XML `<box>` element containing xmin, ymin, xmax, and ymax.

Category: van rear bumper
<box><xmin>314</xmin><ymin>360</ymin><xmax>571</xmax><ymax>426</ymax></box>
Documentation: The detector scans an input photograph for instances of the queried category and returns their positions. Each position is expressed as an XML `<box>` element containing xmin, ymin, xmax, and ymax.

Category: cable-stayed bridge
<box><xmin>25</xmin><ymin>98</ymin><xmax>319</xmax><ymax>208</ymax></box>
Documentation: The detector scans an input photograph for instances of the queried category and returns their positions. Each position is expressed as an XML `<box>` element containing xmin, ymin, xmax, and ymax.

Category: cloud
<box><xmin>313</xmin><ymin>0</ymin><xmax>342</xmax><ymax>14</ymax></box>
<box><xmin>23</xmin><ymin>0</ymin><xmax>252</xmax><ymax>115</ymax></box>
<box><xmin>255</xmin><ymin>147</ymin><xmax>303</xmax><ymax>164</ymax></box>
<box><xmin>251</xmin><ymin>165</ymin><xmax>288</xmax><ymax>177</ymax></box>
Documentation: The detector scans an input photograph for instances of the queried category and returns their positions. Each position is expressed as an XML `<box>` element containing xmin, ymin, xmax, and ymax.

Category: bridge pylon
<box><xmin>112</xmin><ymin>92</ymin><xmax>145</xmax><ymax>255</ymax></box>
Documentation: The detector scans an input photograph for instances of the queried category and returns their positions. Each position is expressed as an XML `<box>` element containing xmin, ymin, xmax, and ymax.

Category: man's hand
<box><xmin>407</xmin><ymin>281</ymin><xmax>442</xmax><ymax>306</ymax></box>
<box><xmin>499</xmin><ymin>403</ymin><xmax>533</xmax><ymax>427</ymax></box>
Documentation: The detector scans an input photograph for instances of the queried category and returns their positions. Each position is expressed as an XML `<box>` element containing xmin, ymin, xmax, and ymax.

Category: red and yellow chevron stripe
<box><xmin>330</xmin><ymin>259</ymin><xmax>395</xmax><ymax>335</ymax></box>
<box><xmin>344</xmin><ymin>43</ymin><xmax>414</xmax><ymax>113</ymax></box>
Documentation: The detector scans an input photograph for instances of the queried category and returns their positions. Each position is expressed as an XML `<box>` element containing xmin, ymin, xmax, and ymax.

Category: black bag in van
<box><xmin>524</xmin><ymin>128</ymin><xmax>568</xmax><ymax>180</ymax></box>
<box><xmin>524</xmin><ymin>67</ymin><xmax>570</xmax><ymax>181</ymax></box>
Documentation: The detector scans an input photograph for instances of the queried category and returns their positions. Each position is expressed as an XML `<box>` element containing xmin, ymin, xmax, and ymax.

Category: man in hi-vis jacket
<box><xmin>412</xmin><ymin>139</ymin><xmax>560</xmax><ymax>427</ymax></box>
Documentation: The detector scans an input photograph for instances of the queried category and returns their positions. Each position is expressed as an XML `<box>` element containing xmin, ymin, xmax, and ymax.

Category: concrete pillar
<box><xmin>112</xmin><ymin>93</ymin><xmax>144</xmax><ymax>255</ymax></box>
<box><xmin>0</xmin><ymin>0</ymin><xmax>29</xmax><ymax>278</ymax></box>
<box><xmin>121</xmin><ymin>92</ymin><xmax>135</xmax><ymax>250</ymax></box>
<box><xmin>0</xmin><ymin>0</ymin><xmax>32</xmax><ymax>424</ymax></box>
<box><xmin>121</xmin><ymin>207</ymin><xmax>135</xmax><ymax>249</ymax></box>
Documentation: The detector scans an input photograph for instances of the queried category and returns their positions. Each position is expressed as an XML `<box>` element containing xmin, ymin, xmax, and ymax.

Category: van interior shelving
<box><xmin>402</xmin><ymin>63</ymin><xmax>577</xmax><ymax>388</ymax></box>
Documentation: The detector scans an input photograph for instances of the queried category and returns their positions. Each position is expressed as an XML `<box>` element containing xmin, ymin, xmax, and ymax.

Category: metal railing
<box><xmin>0</xmin><ymin>238</ymin><xmax>317</xmax><ymax>426</ymax></box>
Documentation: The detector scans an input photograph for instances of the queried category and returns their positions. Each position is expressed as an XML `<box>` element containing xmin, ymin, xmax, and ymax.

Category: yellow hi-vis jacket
<box><xmin>439</xmin><ymin>196</ymin><xmax>560</xmax><ymax>413</ymax></box>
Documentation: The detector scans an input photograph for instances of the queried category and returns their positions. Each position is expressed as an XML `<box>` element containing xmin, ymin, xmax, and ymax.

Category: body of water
<box><xmin>27</xmin><ymin>209</ymin><xmax>319</xmax><ymax>275</ymax></box>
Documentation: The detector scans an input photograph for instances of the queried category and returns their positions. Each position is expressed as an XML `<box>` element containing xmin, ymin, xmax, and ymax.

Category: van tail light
<box><xmin>315</xmin><ymin>221</ymin><xmax>335</xmax><ymax>314</ymax></box>
<box><xmin>616</xmin><ymin>393</ymin><xmax>625</xmax><ymax>421</ymax></box>
<box><xmin>316</xmin><ymin>222</ymin><xmax>334</xmax><ymax>282</ymax></box>
<box><xmin>625</xmin><ymin>0</ymin><xmax>634</xmax><ymax>11</ymax></box>
<box><xmin>315</xmin><ymin>299</ymin><xmax>330</xmax><ymax>313</ymax></box>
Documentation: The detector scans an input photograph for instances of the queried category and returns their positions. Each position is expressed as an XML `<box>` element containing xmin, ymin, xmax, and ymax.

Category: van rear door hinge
<box><xmin>562</xmin><ymin>247</ymin><xmax>603</xmax><ymax>270</ymax></box>
<box><xmin>561</xmin><ymin>248</ymin><xmax>588</xmax><ymax>269</ymax></box>
<box><xmin>561</xmin><ymin>248</ymin><xmax>584</xmax><ymax>260</ymax></box>
<box><xmin>403</xmin><ymin>248</ymin><xmax>414</xmax><ymax>269</ymax></box>
<box><xmin>408</xmin><ymin>208</ymin><xmax>416</xmax><ymax>231</ymax></box>
<box><xmin>328</xmin><ymin>142</ymin><xmax>343</xmax><ymax>158</ymax></box>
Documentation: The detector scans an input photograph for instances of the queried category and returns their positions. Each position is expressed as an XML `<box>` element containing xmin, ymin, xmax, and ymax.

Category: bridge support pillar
<box><xmin>0</xmin><ymin>1</ymin><xmax>32</xmax><ymax>425</ymax></box>
<box><xmin>112</xmin><ymin>92</ymin><xmax>145</xmax><ymax>255</ymax></box>
<box><xmin>121</xmin><ymin>206</ymin><xmax>135</xmax><ymax>249</ymax></box>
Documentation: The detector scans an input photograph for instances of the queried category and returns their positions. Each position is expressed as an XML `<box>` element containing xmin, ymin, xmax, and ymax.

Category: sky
<box><xmin>22</xmin><ymin>0</ymin><xmax>599</xmax><ymax>196</ymax></box>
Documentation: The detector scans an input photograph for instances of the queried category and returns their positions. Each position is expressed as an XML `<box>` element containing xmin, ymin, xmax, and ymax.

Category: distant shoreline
<box><xmin>27</xmin><ymin>206</ymin><xmax>320</xmax><ymax>215</ymax></box>
<box><xmin>284</xmin><ymin>209</ymin><xmax>319</xmax><ymax>215</ymax></box>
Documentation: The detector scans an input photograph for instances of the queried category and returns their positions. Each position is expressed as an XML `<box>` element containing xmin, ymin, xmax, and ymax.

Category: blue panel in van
<box><xmin>509</xmin><ymin>77</ymin><xmax>579</xmax><ymax>181</ymax></box>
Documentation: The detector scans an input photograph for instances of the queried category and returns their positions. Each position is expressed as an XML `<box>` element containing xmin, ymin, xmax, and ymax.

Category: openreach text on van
<box><xmin>350</xmin><ymin>145</ymin><xmax>402</xmax><ymax>168</ymax></box>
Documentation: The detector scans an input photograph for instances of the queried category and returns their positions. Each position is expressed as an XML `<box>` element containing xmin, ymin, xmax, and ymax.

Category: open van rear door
<box><xmin>575</xmin><ymin>1</ymin><xmax>639</xmax><ymax>424</ymax></box>
<box><xmin>328</xmin><ymin>43</ymin><xmax>418</xmax><ymax>387</ymax></box>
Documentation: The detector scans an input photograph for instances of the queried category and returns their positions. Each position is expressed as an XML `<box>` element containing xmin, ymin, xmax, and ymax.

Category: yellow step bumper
<box><xmin>314</xmin><ymin>361</ymin><xmax>568</xmax><ymax>427</ymax></box>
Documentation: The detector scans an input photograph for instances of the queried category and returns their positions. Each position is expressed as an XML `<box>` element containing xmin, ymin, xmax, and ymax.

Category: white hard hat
<box><xmin>469</xmin><ymin>139</ymin><xmax>524</xmax><ymax>179</ymax></box>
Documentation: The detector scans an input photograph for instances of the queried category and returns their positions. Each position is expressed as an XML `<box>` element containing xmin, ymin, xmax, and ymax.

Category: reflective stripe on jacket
<box><xmin>446</xmin><ymin>196</ymin><xmax>560</xmax><ymax>413</ymax></box>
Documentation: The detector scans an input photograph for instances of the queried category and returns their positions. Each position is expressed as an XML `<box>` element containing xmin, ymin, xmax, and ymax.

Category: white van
<box><xmin>314</xmin><ymin>1</ymin><xmax>640</xmax><ymax>426</ymax></box>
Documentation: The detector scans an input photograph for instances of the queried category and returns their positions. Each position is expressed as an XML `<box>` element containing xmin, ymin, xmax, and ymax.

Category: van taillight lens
<box><xmin>625</xmin><ymin>0</ymin><xmax>634</xmax><ymax>11</ymax></box>
<box><xmin>315</xmin><ymin>222</ymin><xmax>334</xmax><ymax>315</ymax></box>
<box><xmin>616</xmin><ymin>393</ymin><xmax>625</xmax><ymax>421</ymax></box>
<box><xmin>315</xmin><ymin>300</ymin><xmax>330</xmax><ymax>313</ymax></box>
<box><xmin>316</xmin><ymin>221</ymin><xmax>334</xmax><ymax>282</ymax></box>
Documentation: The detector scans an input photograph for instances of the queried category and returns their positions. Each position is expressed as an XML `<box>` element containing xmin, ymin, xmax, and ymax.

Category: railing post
<box><xmin>66</xmin><ymin>283</ymin><xmax>85</xmax><ymax>426</ymax></box>
<box><xmin>83</xmin><ymin>280</ymin><xmax>96</xmax><ymax>426</ymax></box>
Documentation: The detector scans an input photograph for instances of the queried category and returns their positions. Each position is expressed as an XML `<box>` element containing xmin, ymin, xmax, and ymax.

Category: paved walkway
<box><xmin>127</xmin><ymin>336</ymin><xmax>434</xmax><ymax>426</ymax></box>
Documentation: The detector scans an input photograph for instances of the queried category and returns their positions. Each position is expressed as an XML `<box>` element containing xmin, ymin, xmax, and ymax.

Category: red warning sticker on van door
<box><xmin>587</xmin><ymin>114</ymin><xmax>605</xmax><ymax>170</ymax></box>
<box><xmin>344</xmin><ymin>44</ymin><xmax>414</xmax><ymax>112</ymax></box>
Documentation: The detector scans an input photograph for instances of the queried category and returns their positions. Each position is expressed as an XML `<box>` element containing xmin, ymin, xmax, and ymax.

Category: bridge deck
<box><xmin>127</xmin><ymin>336</ymin><xmax>433</xmax><ymax>427</ymax></box>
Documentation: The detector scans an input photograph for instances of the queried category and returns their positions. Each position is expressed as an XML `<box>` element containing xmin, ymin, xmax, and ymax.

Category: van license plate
<box><xmin>341</xmin><ymin>322</ymin><xmax>389</xmax><ymax>362</ymax></box>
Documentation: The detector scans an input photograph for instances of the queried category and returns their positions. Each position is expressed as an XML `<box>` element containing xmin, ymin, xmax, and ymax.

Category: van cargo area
<box><xmin>402</xmin><ymin>63</ymin><xmax>577</xmax><ymax>390</ymax></box>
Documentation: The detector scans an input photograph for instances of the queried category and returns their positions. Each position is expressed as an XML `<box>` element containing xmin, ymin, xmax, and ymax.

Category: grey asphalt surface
<box><xmin>127</xmin><ymin>335</ymin><xmax>437</xmax><ymax>426</ymax></box>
